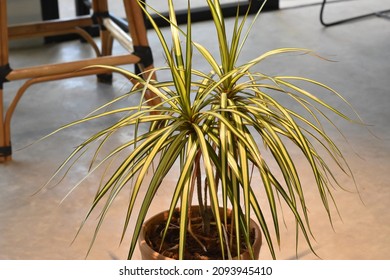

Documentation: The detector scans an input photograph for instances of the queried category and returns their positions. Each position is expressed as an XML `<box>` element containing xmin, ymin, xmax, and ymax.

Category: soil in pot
<box><xmin>143</xmin><ymin>207</ymin><xmax>260</xmax><ymax>260</ymax></box>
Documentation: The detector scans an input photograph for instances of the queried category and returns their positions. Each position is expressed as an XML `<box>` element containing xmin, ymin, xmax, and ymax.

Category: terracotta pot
<box><xmin>138</xmin><ymin>206</ymin><xmax>262</xmax><ymax>260</ymax></box>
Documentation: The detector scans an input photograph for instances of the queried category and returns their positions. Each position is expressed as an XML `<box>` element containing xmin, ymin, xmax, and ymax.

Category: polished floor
<box><xmin>1</xmin><ymin>1</ymin><xmax>390</xmax><ymax>260</ymax></box>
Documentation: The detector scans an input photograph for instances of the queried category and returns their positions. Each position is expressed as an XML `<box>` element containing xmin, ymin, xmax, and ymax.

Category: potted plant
<box><xmin>41</xmin><ymin>0</ymin><xmax>360</xmax><ymax>260</ymax></box>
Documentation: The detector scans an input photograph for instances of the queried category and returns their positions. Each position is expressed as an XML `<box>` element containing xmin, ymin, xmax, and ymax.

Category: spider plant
<box><xmin>43</xmin><ymin>0</ymin><xmax>360</xmax><ymax>260</ymax></box>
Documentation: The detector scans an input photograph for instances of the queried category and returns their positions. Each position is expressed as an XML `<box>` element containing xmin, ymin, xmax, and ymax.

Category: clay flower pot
<box><xmin>138</xmin><ymin>206</ymin><xmax>262</xmax><ymax>260</ymax></box>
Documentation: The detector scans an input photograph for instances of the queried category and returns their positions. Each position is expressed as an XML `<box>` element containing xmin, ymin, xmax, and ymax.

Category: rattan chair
<box><xmin>0</xmin><ymin>0</ymin><xmax>157</xmax><ymax>162</ymax></box>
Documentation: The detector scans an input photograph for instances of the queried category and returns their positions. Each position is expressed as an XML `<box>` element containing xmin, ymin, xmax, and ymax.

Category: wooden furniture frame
<box><xmin>0</xmin><ymin>0</ymin><xmax>156</xmax><ymax>162</ymax></box>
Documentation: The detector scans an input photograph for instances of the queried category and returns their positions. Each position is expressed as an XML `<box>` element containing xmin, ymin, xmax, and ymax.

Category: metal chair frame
<box><xmin>320</xmin><ymin>0</ymin><xmax>390</xmax><ymax>27</ymax></box>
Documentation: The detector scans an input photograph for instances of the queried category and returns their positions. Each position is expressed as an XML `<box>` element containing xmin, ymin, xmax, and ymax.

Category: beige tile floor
<box><xmin>1</xmin><ymin>1</ymin><xmax>389</xmax><ymax>260</ymax></box>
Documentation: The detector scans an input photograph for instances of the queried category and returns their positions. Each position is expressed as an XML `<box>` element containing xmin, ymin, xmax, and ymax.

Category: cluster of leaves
<box><xmin>44</xmin><ymin>0</ymin><xmax>360</xmax><ymax>259</ymax></box>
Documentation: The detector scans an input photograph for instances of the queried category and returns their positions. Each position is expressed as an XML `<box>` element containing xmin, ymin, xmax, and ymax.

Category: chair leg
<box><xmin>0</xmin><ymin>87</ymin><xmax>11</xmax><ymax>162</ymax></box>
<box><xmin>97</xmin><ymin>29</ymin><xmax>114</xmax><ymax>83</ymax></box>
<box><xmin>123</xmin><ymin>0</ymin><xmax>161</xmax><ymax>107</ymax></box>
<box><xmin>92</xmin><ymin>0</ymin><xmax>114</xmax><ymax>83</ymax></box>
<box><xmin>0</xmin><ymin>0</ymin><xmax>11</xmax><ymax>161</ymax></box>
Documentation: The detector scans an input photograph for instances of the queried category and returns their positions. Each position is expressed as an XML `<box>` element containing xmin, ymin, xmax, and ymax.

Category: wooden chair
<box><xmin>0</xmin><ymin>0</ymin><xmax>158</xmax><ymax>162</ymax></box>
